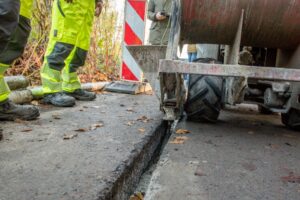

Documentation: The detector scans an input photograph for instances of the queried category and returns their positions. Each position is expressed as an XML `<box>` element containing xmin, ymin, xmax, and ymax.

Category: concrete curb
<box><xmin>98</xmin><ymin>121</ymin><xmax>168</xmax><ymax>200</ymax></box>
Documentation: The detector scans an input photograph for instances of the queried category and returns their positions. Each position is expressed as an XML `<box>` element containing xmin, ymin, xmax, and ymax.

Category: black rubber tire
<box><xmin>281</xmin><ymin>109</ymin><xmax>300</xmax><ymax>131</ymax></box>
<box><xmin>185</xmin><ymin>74</ymin><xmax>223</xmax><ymax>123</ymax></box>
<box><xmin>258</xmin><ymin>105</ymin><xmax>273</xmax><ymax>115</ymax></box>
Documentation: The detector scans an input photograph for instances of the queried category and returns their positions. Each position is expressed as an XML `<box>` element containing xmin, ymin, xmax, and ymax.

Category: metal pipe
<box><xmin>181</xmin><ymin>0</ymin><xmax>300</xmax><ymax>49</ymax></box>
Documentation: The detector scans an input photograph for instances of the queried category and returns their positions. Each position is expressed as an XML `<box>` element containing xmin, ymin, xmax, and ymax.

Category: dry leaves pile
<box><xmin>169</xmin><ymin>129</ymin><xmax>191</xmax><ymax>144</ymax></box>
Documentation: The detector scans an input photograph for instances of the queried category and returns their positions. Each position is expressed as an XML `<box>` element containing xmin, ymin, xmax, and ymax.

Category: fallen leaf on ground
<box><xmin>176</xmin><ymin>129</ymin><xmax>190</xmax><ymax>134</ymax></box>
<box><xmin>129</xmin><ymin>192</ymin><xmax>144</xmax><ymax>200</ymax></box>
<box><xmin>126</xmin><ymin>121</ymin><xmax>134</xmax><ymax>126</ymax></box>
<box><xmin>126</xmin><ymin>108</ymin><xmax>134</xmax><ymax>112</ymax></box>
<box><xmin>90</xmin><ymin>123</ymin><xmax>104</xmax><ymax>130</ymax></box>
<box><xmin>21</xmin><ymin>128</ymin><xmax>33</xmax><ymax>132</ymax></box>
<box><xmin>52</xmin><ymin>114</ymin><xmax>61</xmax><ymax>120</ymax></box>
<box><xmin>194</xmin><ymin>168</ymin><xmax>206</xmax><ymax>176</ymax></box>
<box><xmin>138</xmin><ymin>128</ymin><xmax>145</xmax><ymax>133</ymax></box>
<box><xmin>281</xmin><ymin>172</ymin><xmax>300</xmax><ymax>183</ymax></box>
<box><xmin>170</xmin><ymin>136</ymin><xmax>189</xmax><ymax>144</ymax></box>
<box><xmin>74</xmin><ymin>128</ymin><xmax>88</xmax><ymax>132</ymax></box>
<box><xmin>63</xmin><ymin>133</ymin><xmax>78</xmax><ymax>140</ymax></box>
<box><xmin>137</xmin><ymin>116</ymin><xmax>152</xmax><ymax>123</ymax></box>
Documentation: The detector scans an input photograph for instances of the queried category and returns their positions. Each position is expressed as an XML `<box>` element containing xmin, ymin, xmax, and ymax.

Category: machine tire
<box><xmin>281</xmin><ymin>109</ymin><xmax>300</xmax><ymax>131</ymax></box>
<box><xmin>185</xmin><ymin>74</ymin><xmax>223</xmax><ymax>123</ymax></box>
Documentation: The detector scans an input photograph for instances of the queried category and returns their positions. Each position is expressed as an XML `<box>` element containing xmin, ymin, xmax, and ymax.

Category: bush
<box><xmin>6</xmin><ymin>0</ymin><xmax>121</xmax><ymax>85</ymax></box>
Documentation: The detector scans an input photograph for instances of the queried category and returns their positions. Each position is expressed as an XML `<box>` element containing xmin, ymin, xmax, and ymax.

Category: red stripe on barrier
<box><xmin>124</xmin><ymin>22</ymin><xmax>142</xmax><ymax>45</ymax></box>
<box><xmin>122</xmin><ymin>62</ymin><xmax>139</xmax><ymax>81</ymax></box>
<box><xmin>128</xmin><ymin>0</ymin><xmax>146</xmax><ymax>20</ymax></box>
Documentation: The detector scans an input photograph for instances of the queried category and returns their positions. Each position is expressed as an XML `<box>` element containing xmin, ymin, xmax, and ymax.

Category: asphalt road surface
<box><xmin>145</xmin><ymin>105</ymin><xmax>300</xmax><ymax>200</ymax></box>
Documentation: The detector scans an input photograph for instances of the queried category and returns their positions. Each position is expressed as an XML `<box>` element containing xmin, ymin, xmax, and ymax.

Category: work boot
<box><xmin>0</xmin><ymin>100</ymin><xmax>40</xmax><ymax>121</ymax></box>
<box><xmin>43</xmin><ymin>92</ymin><xmax>76</xmax><ymax>107</ymax></box>
<box><xmin>64</xmin><ymin>89</ymin><xmax>96</xmax><ymax>101</ymax></box>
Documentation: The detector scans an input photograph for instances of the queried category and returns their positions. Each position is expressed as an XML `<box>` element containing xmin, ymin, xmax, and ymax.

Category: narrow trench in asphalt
<box><xmin>134</xmin><ymin>123</ymin><xmax>173</xmax><ymax>196</ymax></box>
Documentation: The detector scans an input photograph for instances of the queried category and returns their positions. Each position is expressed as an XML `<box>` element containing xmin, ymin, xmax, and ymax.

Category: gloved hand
<box><xmin>95</xmin><ymin>1</ymin><xmax>103</xmax><ymax>17</ymax></box>
<box><xmin>155</xmin><ymin>12</ymin><xmax>167</xmax><ymax>21</ymax></box>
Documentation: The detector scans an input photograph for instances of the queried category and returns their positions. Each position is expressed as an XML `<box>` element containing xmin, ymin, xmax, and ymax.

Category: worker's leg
<box><xmin>0</xmin><ymin>63</ymin><xmax>10</xmax><ymax>102</ymax></box>
<box><xmin>0</xmin><ymin>11</ymin><xmax>32</xmax><ymax>103</ymax></box>
<box><xmin>62</xmin><ymin>0</ymin><xmax>96</xmax><ymax>101</ymax></box>
<box><xmin>0</xmin><ymin>0</ymin><xmax>39</xmax><ymax>121</ymax></box>
<box><xmin>0</xmin><ymin>15</ymin><xmax>31</xmax><ymax>66</ymax></box>
<box><xmin>0</xmin><ymin>0</ymin><xmax>20</xmax><ymax>54</ymax></box>
<box><xmin>41</xmin><ymin>0</ymin><xmax>94</xmax><ymax>106</ymax></box>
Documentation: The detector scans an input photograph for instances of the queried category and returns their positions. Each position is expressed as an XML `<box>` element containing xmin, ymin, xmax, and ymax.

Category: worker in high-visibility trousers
<box><xmin>41</xmin><ymin>0</ymin><xmax>103</xmax><ymax>107</ymax></box>
<box><xmin>0</xmin><ymin>0</ymin><xmax>40</xmax><ymax>121</ymax></box>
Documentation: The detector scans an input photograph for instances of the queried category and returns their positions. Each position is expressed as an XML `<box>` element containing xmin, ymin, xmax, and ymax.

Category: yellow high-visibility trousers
<box><xmin>41</xmin><ymin>0</ymin><xmax>95</xmax><ymax>94</ymax></box>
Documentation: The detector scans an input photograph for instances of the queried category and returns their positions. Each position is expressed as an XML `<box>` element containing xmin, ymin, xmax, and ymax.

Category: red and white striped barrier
<box><xmin>121</xmin><ymin>0</ymin><xmax>146</xmax><ymax>81</ymax></box>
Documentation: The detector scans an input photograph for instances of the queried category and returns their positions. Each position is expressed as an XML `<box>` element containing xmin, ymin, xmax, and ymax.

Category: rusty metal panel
<box><xmin>127</xmin><ymin>45</ymin><xmax>167</xmax><ymax>98</ymax></box>
<box><xmin>181</xmin><ymin>0</ymin><xmax>300</xmax><ymax>49</ymax></box>
<box><xmin>159</xmin><ymin>60</ymin><xmax>300</xmax><ymax>82</ymax></box>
